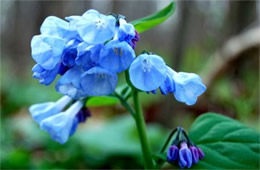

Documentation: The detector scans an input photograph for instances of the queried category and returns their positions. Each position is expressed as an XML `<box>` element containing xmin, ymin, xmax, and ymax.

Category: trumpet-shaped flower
<box><xmin>75</xmin><ymin>9</ymin><xmax>116</xmax><ymax>44</ymax></box>
<box><xmin>56</xmin><ymin>67</ymin><xmax>87</xmax><ymax>99</ymax></box>
<box><xmin>80</xmin><ymin>67</ymin><xmax>118</xmax><ymax>96</ymax></box>
<box><xmin>115</xmin><ymin>18</ymin><xmax>136</xmax><ymax>42</ymax></box>
<box><xmin>99</xmin><ymin>41</ymin><xmax>135</xmax><ymax>72</ymax></box>
<box><xmin>172</xmin><ymin>71</ymin><xmax>206</xmax><ymax>105</ymax></box>
<box><xmin>29</xmin><ymin>95</ymin><xmax>72</xmax><ymax>124</ymax></box>
<box><xmin>31</xmin><ymin>35</ymin><xmax>65</xmax><ymax>70</ymax></box>
<box><xmin>76</xmin><ymin>42</ymin><xmax>103</xmax><ymax>70</ymax></box>
<box><xmin>159</xmin><ymin>66</ymin><xmax>175</xmax><ymax>95</ymax></box>
<box><xmin>129</xmin><ymin>53</ymin><xmax>167</xmax><ymax>91</ymax></box>
<box><xmin>178</xmin><ymin>142</ymin><xmax>193</xmax><ymax>168</ymax></box>
<box><xmin>61</xmin><ymin>39</ymin><xmax>81</xmax><ymax>67</ymax></box>
<box><xmin>40</xmin><ymin>100</ymin><xmax>84</xmax><ymax>144</ymax></box>
<box><xmin>32</xmin><ymin>63</ymin><xmax>60</xmax><ymax>85</ymax></box>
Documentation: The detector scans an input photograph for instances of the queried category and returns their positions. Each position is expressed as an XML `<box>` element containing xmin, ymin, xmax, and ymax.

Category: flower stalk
<box><xmin>132</xmin><ymin>89</ymin><xmax>154</xmax><ymax>169</ymax></box>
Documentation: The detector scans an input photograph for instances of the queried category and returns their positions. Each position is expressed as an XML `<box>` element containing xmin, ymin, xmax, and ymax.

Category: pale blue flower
<box><xmin>115</xmin><ymin>18</ymin><xmax>136</xmax><ymax>42</ymax></box>
<box><xmin>29</xmin><ymin>95</ymin><xmax>72</xmax><ymax>124</ymax></box>
<box><xmin>80</xmin><ymin>66</ymin><xmax>118</xmax><ymax>96</ymax></box>
<box><xmin>40</xmin><ymin>100</ymin><xmax>84</xmax><ymax>144</ymax></box>
<box><xmin>61</xmin><ymin>39</ymin><xmax>81</xmax><ymax>67</ymax></box>
<box><xmin>76</xmin><ymin>42</ymin><xmax>103</xmax><ymax>70</ymax></box>
<box><xmin>99</xmin><ymin>40</ymin><xmax>135</xmax><ymax>72</ymax></box>
<box><xmin>75</xmin><ymin>9</ymin><xmax>116</xmax><ymax>44</ymax></box>
<box><xmin>32</xmin><ymin>63</ymin><xmax>60</xmax><ymax>85</ymax></box>
<box><xmin>56</xmin><ymin>67</ymin><xmax>87</xmax><ymax>99</ymax></box>
<box><xmin>129</xmin><ymin>53</ymin><xmax>167</xmax><ymax>91</ymax></box>
<box><xmin>31</xmin><ymin>35</ymin><xmax>65</xmax><ymax>70</ymax></box>
<box><xmin>159</xmin><ymin>66</ymin><xmax>175</xmax><ymax>95</ymax></box>
<box><xmin>172</xmin><ymin>71</ymin><xmax>206</xmax><ymax>105</ymax></box>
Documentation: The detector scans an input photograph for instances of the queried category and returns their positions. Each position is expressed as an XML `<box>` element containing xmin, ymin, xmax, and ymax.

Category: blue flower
<box><xmin>32</xmin><ymin>63</ymin><xmax>60</xmax><ymax>85</ymax></box>
<box><xmin>178</xmin><ymin>142</ymin><xmax>193</xmax><ymax>168</ymax></box>
<box><xmin>159</xmin><ymin>66</ymin><xmax>175</xmax><ymax>95</ymax></box>
<box><xmin>40</xmin><ymin>100</ymin><xmax>84</xmax><ymax>144</ymax></box>
<box><xmin>99</xmin><ymin>40</ymin><xmax>135</xmax><ymax>72</ymax></box>
<box><xmin>75</xmin><ymin>9</ymin><xmax>116</xmax><ymax>44</ymax></box>
<box><xmin>31</xmin><ymin>35</ymin><xmax>65</xmax><ymax>70</ymax></box>
<box><xmin>76</xmin><ymin>42</ymin><xmax>103</xmax><ymax>70</ymax></box>
<box><xmin>56</xmin><ymin>67</ymin><xmax>87</xmax><ymax>99</ymax></box>
<box><xmin>172</xmin><ymin>71</ymin><xmax>206</xmax><ymax>105</ymax></box>
<box><xmin>61</xmin><ymin>39</ymin><xmax>81</xmax><ymax>67</ymax></box>
<box><xmin>167</xmin><ymin>145</ymin><xmax>179</xmax><ymax>162</ymax></box>
<box><xmin>29</xmin><ymin>95</ymin><xmax>72</xmax><ymax>124</ymax></box>
<box><xmin>80</xmin><ymin>66</ymin><xmax>118</xmax><ymax>96</ymax></box>
<box><xmin>115</xmin><ymin>18</ymin><xmax>136</xmax><ymax>42</ymax></box>
<box><xmin>40</xmin><ymin>16</ymin><xmax>79</xmax><ymax>41</ymax></box>
<box><xmin>129</xmin><ymin>53</ymin><xmax>167</xmax><ymax>91</ymax></box>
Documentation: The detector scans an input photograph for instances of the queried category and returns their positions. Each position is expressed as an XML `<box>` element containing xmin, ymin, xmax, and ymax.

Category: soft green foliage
<box><xmin>189</xmin><ymin>113</ymin><xmax>260</xmax><ymax>169</ymax></box>
<box><xmin>131</xmin><ymin>1</ymin><xmax>175</xmax><ymax>33</ymax></box>
<box><xmin>86</xmin><ymin>96</ymin><xmax>119</xmax><ymax>107</ymax></box>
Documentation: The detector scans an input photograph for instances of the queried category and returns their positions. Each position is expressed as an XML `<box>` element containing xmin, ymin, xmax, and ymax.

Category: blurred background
<box><xmin>1</xmin><ymin>0</ymin><xmax>259</xmax><ymax>169</ymax></box>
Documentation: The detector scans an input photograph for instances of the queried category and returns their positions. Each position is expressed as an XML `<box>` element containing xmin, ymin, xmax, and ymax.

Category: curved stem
<box><xmin>132</xmin><ymin>89</ymin><xmax>154</xmax><ymax>169</ymax></box>
<box><xmin>159</xmin><ymin>127</ymin><xmax>179</xmax><ymax>153</ymax></box>
<box><xmin>114</xmin><ymin>92</ymin><xmax>136</xmax><ymax>118</ymax></box>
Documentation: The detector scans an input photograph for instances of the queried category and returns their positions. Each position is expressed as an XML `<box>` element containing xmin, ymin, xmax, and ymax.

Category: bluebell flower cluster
<box><xmin>29</xmin><ymin>96</ymin><xmax>91</xmax><ymax>144</ymax></box>
<box><xmin>31</xmin><ymin>9</ymin><xmax>138</xmax><ymax>99</ymax></box>
<box><xmin>129</xmin><ymin>53</ymin><xmax>206</xmax><ymax>105</ymax></box>
<box><xmin>166</xmin><ymin>127</ymin><xmax>205</xmax><ymax>168</ymax></box>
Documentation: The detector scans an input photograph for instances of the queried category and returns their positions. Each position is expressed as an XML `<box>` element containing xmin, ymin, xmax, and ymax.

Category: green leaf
<box><xmin>189</xmin><ymin>113</ymin><xmax>260</xmax><ymax>169</ymax></box>
<box><xmin>130</xmin><ymin>1</ymin><xmax>175</xmax><ymax>33</ymax></box>
<box><xmin>86</xmin><ymin>96</ymin><xmax>119</xmax><ymax>107</ymax></box>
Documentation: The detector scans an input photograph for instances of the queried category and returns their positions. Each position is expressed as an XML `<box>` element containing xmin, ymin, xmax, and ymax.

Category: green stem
<box><xmin>114</xmin><ymin>92</ymin><xmax>136</xmax><ymax>118</ymax></box>
<box><xmin>132</xmin><ymin>89</ymin><xmax>154</xmax><ymax>169</ymax></box>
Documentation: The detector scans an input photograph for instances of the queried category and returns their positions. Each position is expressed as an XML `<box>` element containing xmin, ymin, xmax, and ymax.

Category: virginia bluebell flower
<box><xmin>129</xmin><ymin>53</ymin><xmax>167</xmax><ymax>91</ymax></box>
<box><xmin>167</xmin><ymin>145</ymin><xmax>179</xmax><ymax>162</ymax></box>
<box><xmin>75</xmin><ymin>9</ymin><xmax>116</xmax><ymax>44</ymax></box>
<box><xmin>99</xmin><ymin>40</ymin><xmax>135</xmax><ymax>72</ymax></box>
<box><xmin>171</xmin><ymin>71</ymin><xmax>206</xmax><ymax>105</ymax></box>
<box><xmin>61</xmin><ymin>39</ymin><xmax>81</xmax><ymax>67</ymax></box>
<box><xmin>178</xmin><ymin>142</ymin><xmax>193</xmax><ymax>168</ymax></box>
<box><xmin>115</xmin><ymin>18</ymin><xmax>135</xmax><ymax>42</ymax></box>
<box><xmin>159</xmin><ymin>66</ymin><xmax>175</xmax><ymax>95</ymax></box>
<box><xmin>31</xmin><ymin>35</ymin><xmax>65</xmax><ymax>70</ymax></box>
<box><xmin>40</xmin><ymin>100</ymin><xmax>84</xmax><ymax>144</ymax></box>
<box><xmin>29</xmin><ymin>95</ymin><xmax>72</xmax><ymax>124</ymax></box>
<box><xmin>75</xmin><ymin>42</ymin><xmax>103</xmax><ymax>70</ymax></box>
<box><xmin>56</xmin><ymin>67</ymin><xmax>87</xmax><ymax>99</ymax></box>
<box><xmin>80</xmin><ymin>67</ymin><xmax>118</xmax><ymax>96</ymax></box>
<box><xmin>32</xmin><ymin>63</ymin><xmax>60</xmax><ymax>85</ymax></box>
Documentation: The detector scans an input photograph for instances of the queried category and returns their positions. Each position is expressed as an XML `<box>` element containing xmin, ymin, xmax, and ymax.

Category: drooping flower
<box><xmin>56</xmin><ymin>67</ymin><xmax>87</xmax><ymax>99</ymax></box>
<box><xmin>172</xmin><ymin>71</ymin><xmax>206</xmax><ymax>105</ymax></box>
<box><xmin>40</xmin><ymin>100</ymin><xmax>84</xmax><ymax>144</ymax></box>
<box><xmin>159</xmin><ymin>66</ymin><xmax>175</xmax><ymax>95</ymax></box>
<box><xmin>31</xmin><ymin>35</ymin><xmax>66</xmax><ymax>70</ymax></box>
<box><xmin>29</xmin><ymin>95</ymin><xmax>72</xmax><ymax>124</ymax></box>
<box><xmin>99</xmin><ymin>40</ymin><xmax>135</xmax><ymax>72</ymax></box>
<box><xmin>32</xmin><ymin>63</ymin><xmax>60</xmax><ymax>85</ymax></box>
<box><xmin>178</xmin><ymin>142</ymin><xmax>193</xmax><ymax>168</ymax></box>
<box><xmin>129</xmin><ymin>53</ymin><xmax>167</xmax><ymax>91</ymax></box>
<box><xmin>75</xmin><ymin>42</ymin><xmax>103</xmax><ymax>70</ymax></box>
<box><xmin>115</xmin><ymin>18</ymin><xmax>136</xmax><ymax>43</ymax></box>
<box><xmin>80</xmin><ymin>66</ymin><xmax>118</xmax><ymax>96</ymax></box>
<box><xmin>167</xmin><ymin>145</ymin><xmax>179</xmax><ymax>162</ymax></box>
<box><xmin>75</xmin><ymin>9</ymin><xmax>116</xmax><ymax>44</ymax></box>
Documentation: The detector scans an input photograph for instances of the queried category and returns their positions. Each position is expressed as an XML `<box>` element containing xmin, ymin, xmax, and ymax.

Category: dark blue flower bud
<box><xmin>197</xmin><ymin>147</ymin><xmax>205</xmax><ymax>160</ymax></box>
<box><xmin>178</xmin><ymin>142</ymin><xmax>193</xmax><ymax>168</ymax></box>
<box><xmin>189</xmin><ymin>146</ymin><xmax>199</xmax><ymax>164</ymax></box>
<box><xmin>167</xmin><ymin>145</ymin><xmax>179</xmax><ymax>162</ymax></box>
